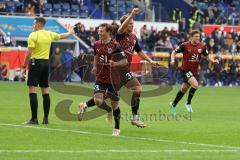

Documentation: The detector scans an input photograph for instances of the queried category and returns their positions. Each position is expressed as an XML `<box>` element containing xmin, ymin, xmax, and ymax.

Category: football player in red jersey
<box><xmin>79</xmin><ymin>23</ymin><xmax>128</xmax><ymax>136</ymax></box>
<box><xmin>169</xmin><ymin>30</ymin><xmax>218</xmax><ymax>116</ymax></box>
<box><xmin>115</xmin><ymin>8</ymin><xmax>159</xmax><ymax>128</ymax></box>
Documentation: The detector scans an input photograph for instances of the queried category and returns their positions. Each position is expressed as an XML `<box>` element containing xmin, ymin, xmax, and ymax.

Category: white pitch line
<box><xmin>0</xmin><ymin>149</ymin><xmax>240</xmax><ymax>153</ymax></box>
<box><xmin>1</xmin><ymin>123</ymin><xmax>240</xmax><ymax>150</ymax></box>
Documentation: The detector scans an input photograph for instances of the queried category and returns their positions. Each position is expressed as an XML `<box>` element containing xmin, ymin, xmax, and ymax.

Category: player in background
<box><xmin>169</xmin><ymin>30</ymin><xmax>219</xmax><ymax>116</ymax></box>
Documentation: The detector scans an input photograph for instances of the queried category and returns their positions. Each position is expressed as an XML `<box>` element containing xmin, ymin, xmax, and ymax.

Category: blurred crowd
<box><xmin>0</xmin><ymin>30</ymin><xmax>16</xmax><ymax>47</ymax></box>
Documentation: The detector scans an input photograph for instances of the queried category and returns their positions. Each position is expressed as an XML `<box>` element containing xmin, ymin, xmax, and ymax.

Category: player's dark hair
<box><xmin>120</xmin><ymin>14</ymin><xmax>130</xmax><ymax>24</ymax></box>
<box><xmin>190</xmin><ymin>30</ymin><xmax>200</xmax><ymax>37</ymax></box>
<box><xmin>99</xmin><ymin>23</ymin><xmax>113</xmax><ymax>33</ymax></box>
<box><xmin>34</xmin><ymin>17</ymin><xmax>46</xmax><ymax>27</ymax></box>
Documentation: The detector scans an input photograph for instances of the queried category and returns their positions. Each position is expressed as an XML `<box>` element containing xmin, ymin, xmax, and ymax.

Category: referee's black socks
<box><xmin>187</xmin><ymin>87</ymin><xmax>197</xmax><ymax>105</ymax></box>
<box><xmin>29</xmin><ymin>93</ymin><xmax>38</xmax><ymax>120</ymax></box>
<box><xmin>113</xmin><ymin>107</ymin><xmax>120</xmax><ymax>129</ymax></box>
<box><xmin>43</xmin><ymin>94</ymin><xmax>50</xmax><ymax>118</ymax></box>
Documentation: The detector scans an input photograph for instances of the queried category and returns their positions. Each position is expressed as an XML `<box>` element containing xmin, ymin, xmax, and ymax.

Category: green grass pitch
<box><xmin>0</xmin><ymin>82</ymin><xmax>240</xmax><ymax>160</ymax></box>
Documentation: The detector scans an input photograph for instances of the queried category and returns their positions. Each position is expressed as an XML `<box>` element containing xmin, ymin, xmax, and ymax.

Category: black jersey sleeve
<box><xmin>174</xmin><ymin>43</ymin><xmax>185</xmax><ymax>53</ymax></box>
<box><xmin>112</xmin><ymin>45</ymin><xmax>127</xmax><ymax>61</ymax></box>
<box><xmin>134</xmin><ymin>39</ymin><xmax>142</xmax><ymax>53</ymax></box>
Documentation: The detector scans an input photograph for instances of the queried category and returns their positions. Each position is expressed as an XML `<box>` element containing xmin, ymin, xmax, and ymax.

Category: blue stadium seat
<box><xmin>135</xmin><ymin>12</ymin><xmax>145</xmax><ymax>21</ymax></box>
<box><xmin>80</xmin><ymin>12</ymin><xmax>88</xmax><ymax>18</ymax></box>
<box><xmin>62</xmin><ymin>11</ymin><xmax>71</xmax><ymax>16</ymax></box>
<box><xmin>43</xmin><ymin>10</ymin><xmax>52</xmax><ymax>16</ymax></box>
<box><xmin>110</xmin><ymin>11</ymin><xmax>118</xmax><ymax>20</ymax></box>
<box><xmin>126</xmin><ymin>6</ymin><xmax>133</xmax><ymax>12</ymax></box>
<box><xmin>125</xmin><ymin>1</ymin><xmax>133</xmax><ymax>6</ymax></box>
<box><xmin>6</xmin><ymin>1</ymin><xmax>15</xmax><ymax>13</ymax></box>
<box><xmin>52</xmin><ymin>10</ymin><xmax>61</xmax><ymax>17</ymax></box>
<box><xmin>53</xmin><ymin>4</ymin><xmax>61</xmax><ymax>12</ymax></box>
<box><xmin>44</xmin><ymin>3</ymin><xmax>52</xmax><ymax>12</ymax></box>
<box><xmin>109</xmin><ymin>6</ymin><xmax>116</xmax><ymax>12</ymax></box>
<box><xmin>71</xmin><ymin>11</ymin><xmax>79</xmax><ymax>17</ymax></box>
<box><xmin>110</xmin><ymin>0</ymin><xmax>117</xmax><ymax>5</ymax></box>
<box><xmin>118</xmin><ymin>6</ymin><xmax>126</xmax><ymax>12</ymax></box>
<box><xmin>62</xmin><ymin>3</ymin><xmax>70</xmax><ymax>12</ymax></box>
<box><xmin>117</xmin><ymin>0</ymin><xmax>125</xmax><ymax>6</ymax></box>
<box><xmin>71</xmin><ymin>4</ymin><xmax>79</xmax><ymax>12</ymax></box>
<box><xmin>80</xmin><ymin>5</ymin><xmax>88</xmax><ymax>11</ymax></box>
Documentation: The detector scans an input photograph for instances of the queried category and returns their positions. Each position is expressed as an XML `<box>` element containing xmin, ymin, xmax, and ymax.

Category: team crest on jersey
<box><xmin>198</xmin><ymin>49</ymin><xmax>202</xmax><ymax>53</ymax></box>
<box><xmin>107</xmin><ymin>48</ymin><xmax>113</xmax><ymax>54</ymax></box>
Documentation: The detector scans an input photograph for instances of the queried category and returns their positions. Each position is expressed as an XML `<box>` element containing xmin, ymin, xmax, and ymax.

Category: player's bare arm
<box><xmin>91</xmin><ymin>56</ymin><xmax>98</xmax><ymax>75</ymax></box>
<box><xmin>22</xmin><ymin>48</ymin><xmax>33</xmax><ymax>76</ymax></box>
<box><xmin>117</xmin><ymin>8</ymin><xmax>140</xmax><ymax>34</ymax></box>
<box><xmin>205</xmin><ymin>55</ymin><xmax>219</xmax><ymax>64</ymax></box>
<box><xmin>59</xmin><ymin>24</ymin><xmax>75</xmax><ymax>39</ymax></box>
<box><xmin>170</xmin><ymin>50</ymin><xmax>177</xmax><ymax>66</ymax></box>
<box><xmin>137</xmin><ymin>51</ymin><xmax>160</xmax><ymax>67</ymax></box>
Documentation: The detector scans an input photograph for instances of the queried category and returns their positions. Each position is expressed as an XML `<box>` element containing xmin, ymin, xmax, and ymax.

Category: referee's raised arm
<box><xmin>22</xmin><ymin>17</ymin><xmax>74</xmax><ymax>125</ymax></box>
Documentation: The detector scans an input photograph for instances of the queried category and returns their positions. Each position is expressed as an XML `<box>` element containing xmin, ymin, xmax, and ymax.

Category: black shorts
<box><xmin>94</xmin><ymin>81</ymin><xmax>119</xmax><ymax>101</ymax></box>
<box><xmin>27</xmin><ymin>59</ymin><xmax>49</xmax><ymax>88</ymax></box>
<box><xmin>181</xmin><ymin>70</ymin><xmax>194</xmax><ymax>83</ymax></box>
<box><xmin>120</xmin><ymin>70</ymin><xmax>136</xmax><ymax>86</ymax></box>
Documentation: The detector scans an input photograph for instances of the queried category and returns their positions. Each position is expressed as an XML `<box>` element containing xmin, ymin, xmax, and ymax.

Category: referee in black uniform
<box><xmin>22</xmin><ymin>17</ymin><xmax>74</xmax><ymax>124</ymax></box>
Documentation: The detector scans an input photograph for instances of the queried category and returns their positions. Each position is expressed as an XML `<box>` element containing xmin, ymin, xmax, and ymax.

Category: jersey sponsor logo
<box><xmin>198</xmin><ymin>49</ymin><xmax>202</xmax><ymax>53</ymax></box>
<box><xmin>189</xmin><ymin>53</ymin><xmax>199</xmax><ymax>62</ymax></box>
<box><xmin>107</xmin><ymin>48</ymin><xmax>113</xmax><ymax>54</ymax></box>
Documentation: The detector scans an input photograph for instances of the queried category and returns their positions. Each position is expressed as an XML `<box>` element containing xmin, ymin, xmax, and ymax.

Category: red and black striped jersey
<box><xmin>175</xmin><ymin>41</ymin><xmax>208</xmax><ymax>75</ymax></box>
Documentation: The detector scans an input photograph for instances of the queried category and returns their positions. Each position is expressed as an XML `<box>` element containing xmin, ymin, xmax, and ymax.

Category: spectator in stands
<box><xmin>0</xmin><ymin>30</ymin><xmax>5</xmax><ymax>47</ymax></box>
<box><xmin>140</xmin><ymin>24</ymin><xmax>149</xmax><ymax>50</ymax></box>
<box><xmin>211</xmin><ymin>28</ymin><xmax>224</xmax><ymax>51</ymax></box>
<box><xmin>224</xmin><ymin>33</ymin><xmax>234</xmax><ymax>54</ymax></box>
<box><xmin>171</xmin><ymin>7</ymin><xmax>183</xmax><ymax>23</ymax></box>
<box><xmin>206</xmin><ymin>38</ymin><xmax>218</xmax><ymax>54</ymax></box>
<box><xmin>62</xmin><ymin>49</ymin><xmax>73</xmax><ymax>82</ymax></box>
<box><xmin>199</xmin><ymin>56</ymin><xmax>209</xmax><ymax>86</ymax></box>
<box><xmin>228</xmin><ymin>57</ymin><xmax>239</xmax><ymax>86</ymax></box>
<box><xmin>75</xmin><ymin>49</ymin><xmax>86</xmax><ymax>83</ymax></box>
<box><xmin>237</xmin><ymin>40</ymin><xmax>240</xmax><ymax>54</ymax></box>
<box><xmin>0</xmin><ymin>3</ymin><xmax>7</xmax><ymax>13</ymax></box>
<box><xmin>4</xmin><ymin>32</ymin><xmax>13</xmax><ymax>47</ymax></box>
<box><xmin>87</xmin><ymin>27</ymin><xmax>98</xmax><ymax>40</ymax></box>
<box><xmin>212</xmin><ymin>56</ymin><xmax>224</xmax><ymax>86</ymax></box>
<box><xmin>76</xmin><ymin>23</ymin><xmax>88</xmax><ymax>42</ymax></box>
<box><xmin>191</xmin><ymin>6</ymin><xmax>202</xmax><ymax>23</ymax></box>
<box><xmin>24</xmin><ymin>3</ymin><xmax>35</xmax><ymax>16</ymax></box>
<box><xmin>50</xmin><ymin>47</ymin><xmax>62</xmax><ymax>81</ymax></box>
<box><xmin>147</xmin><ymin>28</ymin><xmax>159</xmax><ymax>51</ymax></box>
<box><xmin>160</xmin><ymin>27</ymin><xmax>170</xmax><ymax>42</ymax></box>
<box><xmin>228</xmin><ymin>5</ymin><xmax>237</xmax><ymax>25</ymax></box>
<box><xmin>178</xmin><ymin>17</ymin><xmax>187</xmax><ymax>33</ymax></box>
<box><xmin>206</xmin><ymin>3</ymin><xmax>219</xmax><ymax>24</ymax></box>
<box><xmin>188</xmin><ymin>15</ymin><xmax>197</xmax><ymax>30</ymax></box>
<box><xmin>168</xmin><ymin>54</ymin><xmax>178</xmax><ymax>85</ymax></box>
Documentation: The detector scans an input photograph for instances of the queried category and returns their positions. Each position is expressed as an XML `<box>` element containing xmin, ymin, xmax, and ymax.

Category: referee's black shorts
<box><xmin>27</xmin><ymin>59</ymin><xmax>49</xmax><ymax>88</ymax></box>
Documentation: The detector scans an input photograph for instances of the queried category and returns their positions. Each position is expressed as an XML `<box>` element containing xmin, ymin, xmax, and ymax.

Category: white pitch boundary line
<box><xmin>0</xmin><ymin>149</ymin><xmax>240</xmax><ymax>153</ymax></box>
<box><xmin>1</xmin><ymin>123</ymin><xmax>240</xmax><ymax>150</ymax></box>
